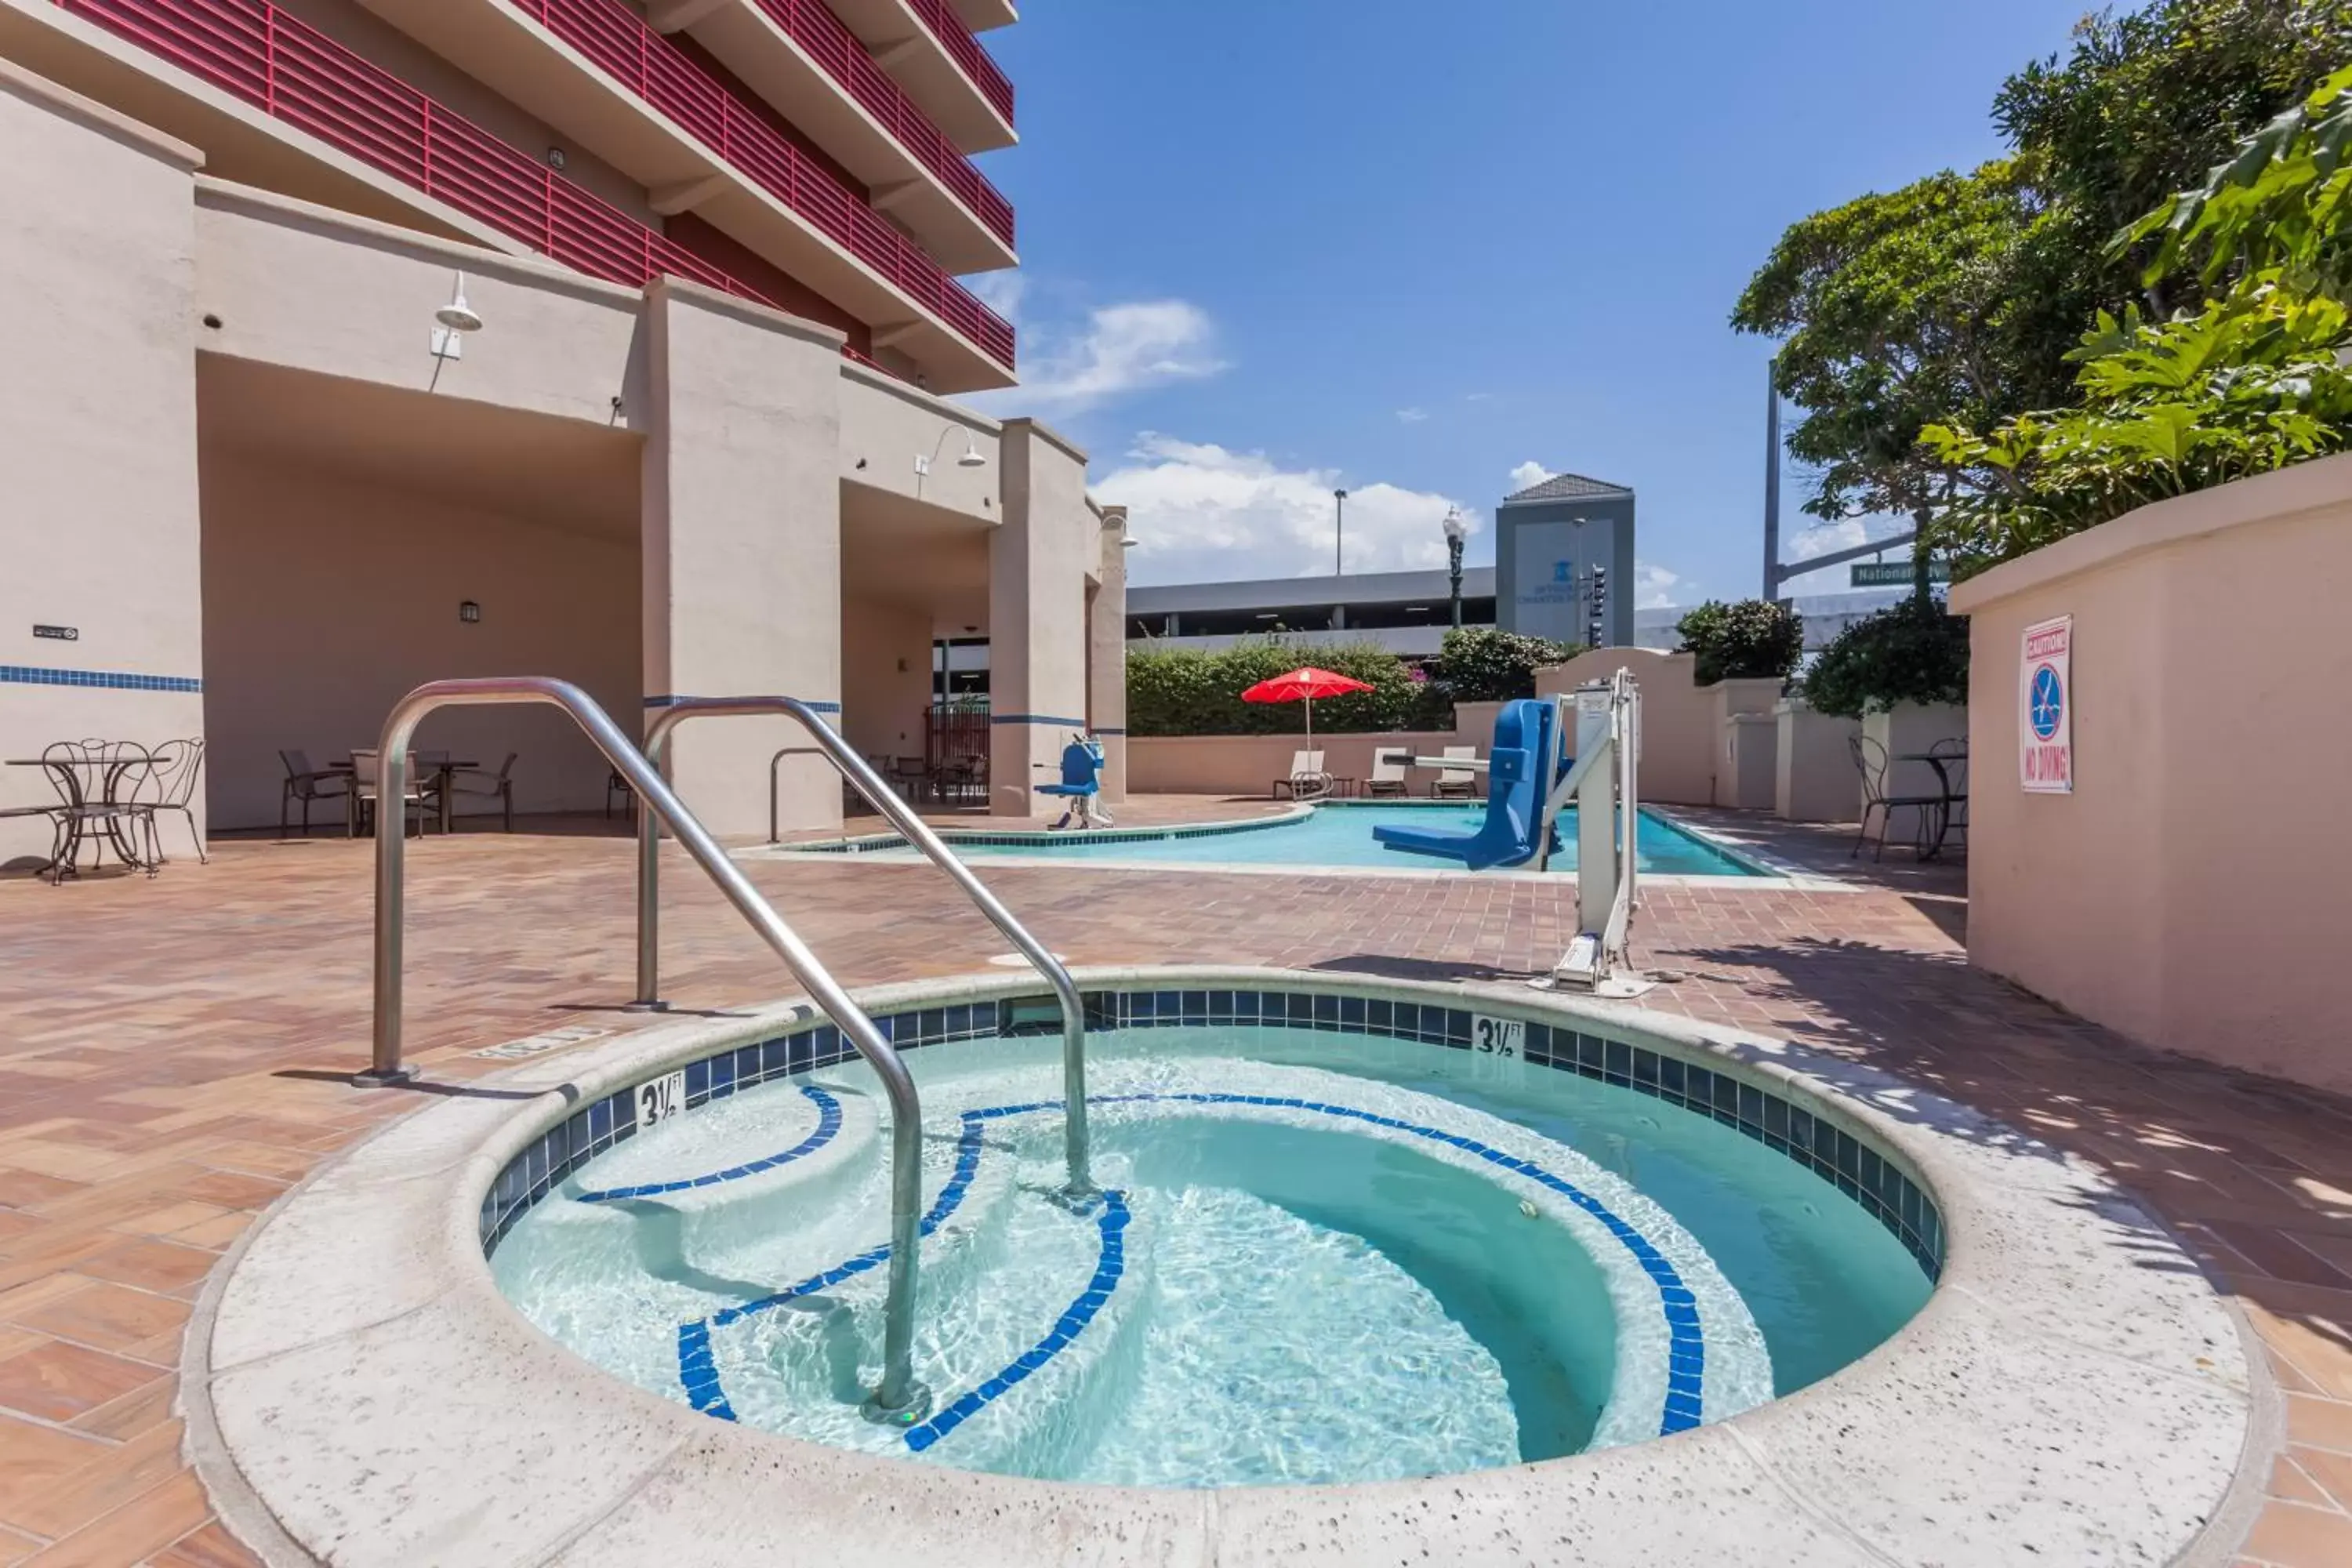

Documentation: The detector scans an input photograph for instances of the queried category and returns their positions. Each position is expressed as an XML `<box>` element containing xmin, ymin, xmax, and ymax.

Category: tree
<box><xmin>1801</xmin><ymin>600</ymin><xmax>1971</xmax><ymax>720</ymax></box>
<box><xmin>1673</xmin><ymin>601</ymin><xmax>1805</xmax><ymax>686</ymax></box>
<box><xmin>1996</xmin><ymin>0</ymin><xmax>2352</xmax><ymax>317</ymax></box>
<box><xmin>1923</xmin><ymin>67</ymin><xmax>2352</xmax><ymax>572</ymax></box>
<box><xmin>1730</xmin><ymin>163</ymin><xmax>2086</xmax><ymax>531</ymax></box>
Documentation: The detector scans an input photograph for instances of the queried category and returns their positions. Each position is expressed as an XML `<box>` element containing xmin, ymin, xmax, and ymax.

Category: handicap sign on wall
<box><xmin>2019</xmin><ymin>615</ymin><xmax>2072</xmax><ymax>793</ymax></box>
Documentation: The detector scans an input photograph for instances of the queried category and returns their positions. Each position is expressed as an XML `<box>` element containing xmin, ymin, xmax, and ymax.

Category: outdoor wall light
<box><xmin>432</xmin><ymin>273</ymin><xmax>483</xmax><ymax>361</ymax></box>
<box><xmin>547</xmin><ymin>147</ymin><xmax>568</xmax><ymax>170</ymax></box>
<box><xmin>459</xmin><ymin>601</ymin><xmax>482</xmax><ymax>624</ymax></box>
<box><xmin>956</xmin><ymin>433</ymin><xmax>988</xmax><ymax>469</ymax></box>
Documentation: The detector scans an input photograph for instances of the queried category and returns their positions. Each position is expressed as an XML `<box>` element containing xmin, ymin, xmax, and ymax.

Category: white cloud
<box><xmin>1508</xmin><ymin>460</ymin><xmax>1554</xmax><ymax>493</ymax></box>
<box><xmin>973</xmin><ymin>298</ymin><xmax>1225</xmax><ymax>416</ymax></box>
<box><xmin>1100</xmin><ymin>433</ymin><xmax>1479</xmax><ymax>585</ymax></box>
<box><xmin>1632</xmin><ymin>561</ymin><xmax>1682</xmax><ymax>611</ymax></box>
<box><xmin>1395</xmin><ymin>407</ymin><xmax>1428</xmax><ymax>424</ymax></box>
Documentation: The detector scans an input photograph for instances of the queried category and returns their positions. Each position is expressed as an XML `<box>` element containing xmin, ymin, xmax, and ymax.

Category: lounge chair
<box><xmin>278</xmin><ymin>749</ymin><xmax>350</xmax><ymax>837</ymax></box>
<box><xmin>1431</xmin><ymin>746</ymin><xmax>1479</xmax><ymax>799</ymax></box>
<box><xmin>1272</xmin><ymin>750</ymin><xmax>1331</xmax><ymax>800</ymax></box>
<box><xmin>1365</xmin><ymin>747</ymin><xmax>1411</xmax><ymax>798</ymax></box>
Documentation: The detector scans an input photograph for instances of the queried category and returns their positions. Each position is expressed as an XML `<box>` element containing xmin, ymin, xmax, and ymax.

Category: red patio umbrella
<box><xmin>1240</xmin><ymin>666</ymin><xmax>1375</xmax><ymax>744</ymax></box>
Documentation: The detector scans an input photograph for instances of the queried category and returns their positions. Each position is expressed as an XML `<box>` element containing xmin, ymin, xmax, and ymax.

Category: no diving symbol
<box><xmin>2029</xmin><ymin>665</ymin><xmax>2063</xmax><ymax>741</ymax></box>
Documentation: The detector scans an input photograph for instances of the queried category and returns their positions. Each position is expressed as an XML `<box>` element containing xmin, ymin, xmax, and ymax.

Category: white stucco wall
<box><xmin>0</xmin><ymin>65</ymin><xmax>205</xmax><ymax>866</ymax></box>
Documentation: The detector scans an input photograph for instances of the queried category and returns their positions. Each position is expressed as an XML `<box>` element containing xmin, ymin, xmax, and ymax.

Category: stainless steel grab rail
<box><xmin>361</xmin><ymin>677</ymin><xmax>931</xmax><ymax>1421</ymax></box>
<box><xmin>635</xmin><ymin>697</ymin><xmax>1092</xmax><ymax>1196</ymax></box>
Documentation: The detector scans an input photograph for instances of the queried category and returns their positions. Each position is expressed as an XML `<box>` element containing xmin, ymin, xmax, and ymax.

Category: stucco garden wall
<box><xmin>1950</xmin><ymin>452</ymin><xmax>2352</xmax><ymax>1092</ymax></box>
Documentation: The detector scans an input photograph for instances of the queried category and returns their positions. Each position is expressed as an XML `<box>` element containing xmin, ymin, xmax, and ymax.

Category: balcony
<box><xmin>328</xmin><ymin>0</ymin><xmax>1015</xmax><ymax>384</ymax></box>
<box><xmin>829</xmin><ymin>0</ymin><xmax>1012</xmax><ymax>152</ymax></box>
<box><xmin>51</xmin><ymin>0</ymin><xmax>787</xmax><ymax>314</ymax></box>
<box><xmin>948</xmin><ymin>0</ymin><xmax>1015</xmax><ymax>32</ymax></box>
<box><xmin>644</xmin><ymin>0</ymin><xmax>1012</xmax><ymax>268</ymax></box>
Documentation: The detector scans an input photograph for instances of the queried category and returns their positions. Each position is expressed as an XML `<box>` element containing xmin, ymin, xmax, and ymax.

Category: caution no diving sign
<box><xmin>2019</xmin><ymin>615</ymin><xmax>2072</xmax><ymax>794</ymax></box>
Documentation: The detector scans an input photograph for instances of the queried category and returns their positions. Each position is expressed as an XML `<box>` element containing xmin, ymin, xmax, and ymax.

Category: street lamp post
<box><xmin>1443</xmin><ymin>506</ymin><xmax>1468</xmax><ymax>628</ymax></box>
<box><xmin>1334</xmin><ymin>488</ymin><xmax>1348</xmax><ymax>577</ymax></box>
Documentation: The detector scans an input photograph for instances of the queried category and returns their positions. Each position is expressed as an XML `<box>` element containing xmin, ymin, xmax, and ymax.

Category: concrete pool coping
<box><xmin>183</xmin><ymin>967</ymin><xmax>2271</xmax><ymax>1566</ymax></box>
<box><xmin>749</xmin><ymin>802</ymin><xmax>1843</xmax><ymax>889</ymax></box>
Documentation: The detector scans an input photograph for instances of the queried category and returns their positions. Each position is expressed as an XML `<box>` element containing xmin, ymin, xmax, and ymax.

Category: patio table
<box><xmin>1894</xmin><ymin>750</ymin><xmax>1967</xmax><ymax>860</ymax></box>
<box><xmin>332</xmin><ymin>757</ymin><xmax>478</xmax><ymax>836</ymax></box>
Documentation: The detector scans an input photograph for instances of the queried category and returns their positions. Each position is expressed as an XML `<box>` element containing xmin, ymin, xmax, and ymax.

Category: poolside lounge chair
<box><xmin>1272</xmin><ymin>750</ymin><xmax>1331</xmax><ymax>800</ymax></box>
<box><xmin>1366</xmin><ymin>747</ymin><xmax>1411</xmax><ymax>797</ymax></box>
<box><xmin>1431</xmin><ymin>746</ymin><xmax>1479</xmax><ymax>799</ymax></box>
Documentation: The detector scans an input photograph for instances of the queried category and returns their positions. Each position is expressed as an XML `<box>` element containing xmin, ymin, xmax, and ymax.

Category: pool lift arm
<box><xmin>1531</xmin><ymin>671</ymin><xmax>1654</xmax><ymax>999</ymax></box>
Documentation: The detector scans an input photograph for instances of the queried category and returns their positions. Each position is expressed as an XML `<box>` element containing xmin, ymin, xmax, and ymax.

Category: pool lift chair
<box><xmin>1037</xmin><ymin>732</ymin><xmax>1113</xmax><ymax>830</ymax></box>
<box><xmin>1372</xmin><ymin>673</ymin><xmax>1654</xmax><ymax>999</ymax></box>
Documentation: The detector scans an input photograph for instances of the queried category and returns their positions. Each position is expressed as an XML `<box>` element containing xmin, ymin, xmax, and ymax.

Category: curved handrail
<box><xmin>638</xmin><ymin>697</ymin><xmax>1091</xmax><ymax>1196</ymax></box>
<box><xmin>365</xmin><ymin>677</ymin><xmax>929</xmax><ymax>1420</ymax></box>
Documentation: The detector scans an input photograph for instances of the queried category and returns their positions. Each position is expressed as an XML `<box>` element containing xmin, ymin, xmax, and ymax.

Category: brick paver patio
<box><xmin>2</xmin><ymin>800</ymin><xmax>2348</xmax><ymax>1565</ymax></box>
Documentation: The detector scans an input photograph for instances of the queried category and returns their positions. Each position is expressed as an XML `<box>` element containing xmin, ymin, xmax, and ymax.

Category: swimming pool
<box><xmin>842</xmin><ymin>803</ymin><xmax>1769</xmax><ymax>877</ymax></box>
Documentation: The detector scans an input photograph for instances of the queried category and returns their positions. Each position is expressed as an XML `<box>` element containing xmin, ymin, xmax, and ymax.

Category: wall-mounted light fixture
<box><xmin>431</xmin><ymin>272</ymin><xmax>484</xmax><ymax>361</ymax></box>
<box><xmin>459</xmin><ymin>601</ymin><xmax>482</xmax><ymax>624</ymax></box>
<box><xmin>547</xmin><ymin>147</ymin><xmax>568</xmax><ymax>170</ymax></box>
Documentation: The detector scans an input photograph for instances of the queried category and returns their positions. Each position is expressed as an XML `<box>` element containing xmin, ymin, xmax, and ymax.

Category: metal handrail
<box><xmin>362</xmin><ymin>677</ymin><xmax>930</xmax><ymax>1421</ymax></box>
<box><xmin>637</xmin><ymin>697</ymin><xmax>1092</xmax><ymax>1196</ymax></box>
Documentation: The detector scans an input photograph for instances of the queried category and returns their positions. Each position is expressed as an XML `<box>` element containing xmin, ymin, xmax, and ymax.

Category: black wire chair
<box><xmin>1848</xmin><ymin>734</ymin><xmax>1946</xmax><ymax>861</ymax></box>
<box><xmin>126</xmin><ymin>737</ymin><xmax>208</xmax><ymax>866</ymax></box>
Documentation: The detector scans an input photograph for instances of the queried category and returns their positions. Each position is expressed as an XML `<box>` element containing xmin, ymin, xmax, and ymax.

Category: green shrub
<box><xmin>1428</xmin><ymin>626</ymin><xmax>1584</xmax><ymax>702</ymax></box>
<box><xmin>1801</xmin><ymin>598</ymin><xmax>1971</xmax><ymax>718</ymax></box>
<box><xmin>1126</xmin><ymin>638</ymin><xmax>1443</xmax><ymax>737</ymax></box>
<box><xmin>1675</xmin><ymin>599</ymin><xmax>1806</xmax><ymax>685</ymax></box>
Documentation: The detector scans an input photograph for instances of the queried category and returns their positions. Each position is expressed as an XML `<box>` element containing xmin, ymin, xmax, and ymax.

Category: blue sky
<box><xmin>967</xmin><ymin>0</ymin><xmax>2091</xmax><ymax>607</ymax></box>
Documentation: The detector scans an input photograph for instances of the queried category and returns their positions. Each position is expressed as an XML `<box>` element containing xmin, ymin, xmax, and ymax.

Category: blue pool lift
<box><xmin>1037</xmin><ymin>734</ymin><xmax>1112</xmax><ymax>830</ymax></box>
<box><xmin>1373</xmin><ymin>677</ymin><xmax>1655</xmax><ymax>997</ymax></box>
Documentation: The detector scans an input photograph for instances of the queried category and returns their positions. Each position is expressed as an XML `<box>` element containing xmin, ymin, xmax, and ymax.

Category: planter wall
<box><xmin>1947</xmin><ymin>451</ymin><xmax>2352</xmax><ymax>1094</ymax></box>
<box><xmin>1774</xmin><ymin>699</ymin><xmax>1861</xmax><ymax>823</ymax></box>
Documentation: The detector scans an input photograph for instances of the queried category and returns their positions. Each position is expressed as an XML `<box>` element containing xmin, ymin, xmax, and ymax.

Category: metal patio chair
<box><xmin>279</xmin><ymin>749</ymin><xmax>350</xmax><ymax>837</ymax></box>
<box><xmin>442</xmin><ymin>752</ymin><xmax>519</xmax><ymax>832</ymax></box>
<box><xmin>348</xmin><ymin>748</ymin><xmax>430</xmax><ymax>838</ymax></box>
<box><xmin>1849</xmin><ymin>734</ymin><xmax>1945</xmax><ymax>860</ymax></box>
<box><xmin>126</xmin><ymin>736</ymin><xmax>208</xmax><ymax>866</ymax></box>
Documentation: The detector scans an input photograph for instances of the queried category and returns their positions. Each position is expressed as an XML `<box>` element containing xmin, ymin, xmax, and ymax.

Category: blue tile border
<box><xmin>572</xmin><ymin>1083</ymin><xmax>841</xmax><ymax>1202</ymax></box>
<box><xmin>0</xmin><ymin>664</ymin><xmax>201</xmax><ymax>693</ymax></box>
<box><xmin>482</xmin><ymin>989</ymin><xmax>1944</xmax><ymax>1286</ymax></box>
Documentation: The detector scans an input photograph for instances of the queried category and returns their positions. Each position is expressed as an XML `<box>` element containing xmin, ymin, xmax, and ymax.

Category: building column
<box><xmin>988</xmin><ymin>419</ymin><xmax>1091</xmax><ymax>818</ymax></box>
<box><xmin>1089</xmin><ymin>504</ymin><xmax>1129</xmax><ymax>802</ymax></box>
<box><xmin>639</xmin><ymin>279</ymin><xmax>844</xmax><ymax>839</ymax></box>
<box><xmin>0</xmin><ymin>71</ymin><xmax>204</xmax><ymax>862</ymax></box>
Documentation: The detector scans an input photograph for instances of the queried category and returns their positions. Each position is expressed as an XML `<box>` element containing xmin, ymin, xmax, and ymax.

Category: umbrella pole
<box><xmin>1305</xmin><ymin>697</ymin><xmax>1313</xmax><ymax>746</ymax></box>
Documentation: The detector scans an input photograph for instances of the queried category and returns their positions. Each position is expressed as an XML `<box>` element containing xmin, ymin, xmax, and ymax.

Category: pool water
<box><xmin>875</xmin><ymin>804</ymin><xmax>1766</xmax><ymax>876</ymax></box>
<box><xmin>492</xmin><ymin>1025</ymin><xmax>1928</xmax><ymax>1486</ymax></box>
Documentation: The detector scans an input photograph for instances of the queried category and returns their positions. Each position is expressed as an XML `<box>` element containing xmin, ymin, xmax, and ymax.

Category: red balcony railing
<box><xmin>57</xmin><ymin>1</ymin><xmax>784</xmax><ymax>300</ymax></box>
<box><xmin>56</xmin><ymin>0</ymin><xmax>1014</xmax><ymax>374</ymax></box>
<box><xmin>901</xmin><ymin>0</ymin><xmax>1012</xmax><ymax>125</ymax></box>
<box><xmin>513</xmin><ymin>0</ymin><xmax>1011</xmax><ymax>366</ymax></box>
<box><xmin>731</xmin><ymin>0</ymin><xmax>1011</xmax><ymax>247</ymax></box>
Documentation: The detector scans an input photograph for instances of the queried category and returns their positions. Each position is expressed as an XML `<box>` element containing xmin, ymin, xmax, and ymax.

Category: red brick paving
<box><xmin>1</xmin><ymin>800</ymin><xmax>2348</xmax><ymax>1563</ymax></box>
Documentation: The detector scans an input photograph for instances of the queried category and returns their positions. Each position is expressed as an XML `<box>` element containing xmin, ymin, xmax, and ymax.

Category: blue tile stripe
<box><xmin>572</xmin><ymin>1084</ymin><xmax>840</xmax><ymax>1203</ymax></box>
<box><xmin>643</xmin><ymin>695</ymin><xmax>840</xmax><ymax>713</ymax></box>
<box><xmin>675</xmin><ymin>1091</ymin><xmax>1707</xmax><ymax>1447</ymax></box>
<box><xmin>904</xmin><ymin>1190</ymin><xmax>1130</xmax><ymax>1453</ymax></box>
<box><xmin>0</xmin><ymin>665</ymin><xmax>201</xmax><ymax>693</ymax></box>
<box><xmin>989</xmin><ymin>713</ymin><xmax>1090</xmax><ymax>727</ymax></box>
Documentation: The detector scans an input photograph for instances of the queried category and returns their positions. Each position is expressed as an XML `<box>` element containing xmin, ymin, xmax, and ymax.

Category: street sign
<box><xmin>2020</xmin><ymin>615</ymin><xmax>2072</xmax><ymax>793</ymax></box>
<box><xmin>1850</xmin><ymin>561</ymin><xmax>1949</xmax><ymax>588</ymax></box>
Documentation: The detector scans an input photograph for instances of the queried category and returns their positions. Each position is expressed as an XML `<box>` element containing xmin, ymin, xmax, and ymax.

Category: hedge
<box><xmin>1126</xmin><ymin>638</ymin><xmax>1448</xmax><ymax>737</ymax></box>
